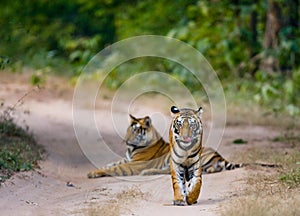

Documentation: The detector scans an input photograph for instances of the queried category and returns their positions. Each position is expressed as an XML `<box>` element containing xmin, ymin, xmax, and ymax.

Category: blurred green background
<box><xmin>0</xmin><ymin>0</ymin><xmax>299</xmax><ymax>115</ymax></box>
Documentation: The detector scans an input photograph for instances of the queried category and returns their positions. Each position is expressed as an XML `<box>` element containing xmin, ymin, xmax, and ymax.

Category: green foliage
<box><xmin>264</xmin><ymin>144</ymin><xmax>300</xmax><ymax>187</ymax></box>
<box><xmin>167</xmin><ymin>0</ymin><xmax>255</xmax><ymax>77</ymax></box>
<box><xmin>279</xmin><ymin>152</ymin><xmax>300</xmax><ymax>188</ymax></box>
<box><xmin>0</xmin><ymin>0</ymin><xmax>115</xmax><ymax>75</ymax></box>
<box><xmin>225</xmin><ymin>69</ymin><xmax>300</xmax><ymax>116</ymax></box>
<box><xmin>104</xmin><ymin>57</ymin><xmax>166</xmax><ymax>89</ymax></box>
<box><xmin>0</xmin><ymin>142</ymin><xmax>37</xmax><ymax>172</ymax></box>
<box><xmin>0</xmin><ymin>56</ymin><xmax>10</xmax><ymax>70</ymax></box>
<box><xmin>279</xmin><ymin>167</ymin><xmax>300</xmax><ymax>187</ymax></box>
<box><xmin>1</xmin><ymin>0</ymin><xmax>299</xmax><ymax>74</ymax></box>
<box><xmin>114</xmin><ymin>0</ymin><xmax>192</xmax><ymax>39</ymax></box>
<box><xmin>0</xmin><ymin>104</ymin><xmax>42</xmax><ymax>182</ymax></box>
<box><xmin>252</xmin><ymin>70</ymin><xmax>300</xmax><ymax>115</ymax></box>
<box><xmin>168</xmin><ymin>0</ymin><xmax>300</xmax><ymax>76</ymax></box>
<box><xmin>1</xmin><ymin>0</ymin><xmax>300</xmax><ymax>116</ymax></box>
<box><xmin>29</xmin><ymin>67</ymin><xmax>51</xmax><ymax>86</ymax></box>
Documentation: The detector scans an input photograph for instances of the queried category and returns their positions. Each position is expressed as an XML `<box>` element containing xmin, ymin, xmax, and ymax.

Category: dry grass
<box><xmin>221</xmin><ymin>146</ymin><xmax>300</xmax><ymax>216</ymax></box>
<box><xmin>222</xmin><ymin>193</ymin><xmax>299</xmax><ymax>216</ymax></box>
<box><xmin>225</xmin><ymin>100</ymin><xmax>300</xmax><ymax>130</ymax></box>
<box><xmin>221</xmin><ymin>98</ymin><xmax>300</xmax><ymax>216</ymax></box>
<box><xmin>74</xmin><ymin>186</ymin><xmax>146</xmax><ymax>216</ymax></box>
<box><xmin>82</xmin><ymin>201</ymin><xmax>120</xmax><ymax>216</ymax></box>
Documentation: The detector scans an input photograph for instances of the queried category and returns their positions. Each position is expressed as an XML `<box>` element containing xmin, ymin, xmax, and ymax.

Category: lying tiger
<box><xmin>88</xmin><ymin>114</ymin><xmax>277</xmax><ymax>178</ymax></box>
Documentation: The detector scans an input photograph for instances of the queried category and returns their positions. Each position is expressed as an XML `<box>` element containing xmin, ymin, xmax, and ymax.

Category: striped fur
<box><xmin>169</xmin><ymin>106</ymin><xmax>203</xmax><ymax>205</ymax></box>
<box><xmin>87</xmin><ymin>114</ymin><xmax>170</xmax><ymax>178</ymax></box>
<box><xmin>87</xmin><ymin>114</ymin><xmax>278</xmax><ymax>179</ymax></box>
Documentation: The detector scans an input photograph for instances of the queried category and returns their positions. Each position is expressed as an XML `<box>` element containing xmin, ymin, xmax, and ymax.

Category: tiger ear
<box><xmin>144</xmin><ymin>116</ymin><xmax>151</xmax><ymax>128</ymax></box>
<box><xmin>197</xmin><ymin>107</ymin><xmax>203</xmax><ymax>119</ymax></box>
<box><xmin>129</xmin><ymin>114</ymin><xmax>138</xmax><ymax>122</ymax></box>
<box><xmin>170</xmin><ymin>106</ymin><xmax>180</xmax><ymax>117</ymax></box>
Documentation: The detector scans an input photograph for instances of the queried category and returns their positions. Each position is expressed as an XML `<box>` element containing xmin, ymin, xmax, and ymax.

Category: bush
<box><xmin>0</xmin><ymin>104</ymin><xmax>42</xmax><ymax>183</ymax></box>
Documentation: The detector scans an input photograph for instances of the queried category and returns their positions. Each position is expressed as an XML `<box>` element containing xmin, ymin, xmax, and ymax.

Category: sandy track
<box><xmin>0</xmin><ymin>74</ymin><xmax>275</xmax><ymax>215</ymax></box>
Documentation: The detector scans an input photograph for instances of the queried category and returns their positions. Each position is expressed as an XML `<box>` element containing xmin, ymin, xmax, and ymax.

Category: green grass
<box><xmin>0</xmin><ymin>113</ymin><xmax>42</xmax><ymax>183</ymax></box>
<box><xmin>280</xmin><ymin>167</ymin><xmax>300</xmax><ymax>188</ymax></box>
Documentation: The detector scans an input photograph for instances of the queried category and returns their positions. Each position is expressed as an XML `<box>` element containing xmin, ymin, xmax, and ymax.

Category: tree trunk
<box><xmin>263</xmin><ymin>0</ymin><xmax>281</xmax><ymax>49</ymax></box>
<box><xmin>249</xmin><ymin>1</ymin><xmax>259</xmax><ymax>75</ymax></box>
<box><xmin>250</xmin><ymin>3</ymin><xmax>258</xmax><ymax>57</ymax></box>
<box><xmin>261</xmin><ymin>0</ymin><xmax>282</xmax><ymax>72</ymax></box>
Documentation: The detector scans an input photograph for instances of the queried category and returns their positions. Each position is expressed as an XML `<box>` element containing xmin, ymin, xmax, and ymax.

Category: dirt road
<box><xmin>0</xmin><ymin>73</ymin><xmax>278</xmax><ymax>215</ymax></box>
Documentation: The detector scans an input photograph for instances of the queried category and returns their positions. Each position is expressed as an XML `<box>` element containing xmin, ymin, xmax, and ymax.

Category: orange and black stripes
<box><xmin>87</xmin><ymin>114</ymin><xmax>279</xmax><ymax>179</ymax></box>
<box><xmin>169</xmin><ymin>106</ymin><xmax>203</xmax><ymax>205</ymax></box>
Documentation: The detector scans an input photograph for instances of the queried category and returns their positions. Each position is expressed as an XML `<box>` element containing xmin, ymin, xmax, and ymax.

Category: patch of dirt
<box><xmin>0</xmin><ymin>72</ymin><xmax>287</xmax><ymax>215</ymax></box>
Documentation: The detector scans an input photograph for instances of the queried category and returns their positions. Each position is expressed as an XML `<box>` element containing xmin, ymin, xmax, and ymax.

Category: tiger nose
<box><xmin>182</xmin><ymin>120</ymin><xmax>192</xmax><ymax>136</ymax></box>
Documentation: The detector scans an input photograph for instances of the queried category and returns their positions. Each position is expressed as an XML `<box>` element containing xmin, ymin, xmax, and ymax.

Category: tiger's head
<box><xmin>125</xmin><ymin>114</ymin><xmax>161</xmax><ymax>148</ymax></box>
<box><xmin>170</xmin><ymin>106</ymin><xmax>203</xmax><ymax>148</ymax></box>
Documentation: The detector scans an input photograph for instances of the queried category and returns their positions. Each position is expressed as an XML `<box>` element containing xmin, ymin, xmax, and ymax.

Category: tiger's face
<box><xmin>125</xmin><ymin>114</ymin><xmax>158</xmax><ymax>148</ymax></box>
<box><xmin>170</xmin><ymin>106</ymin><xmax>203</xmax><ymax>149</ymax></box>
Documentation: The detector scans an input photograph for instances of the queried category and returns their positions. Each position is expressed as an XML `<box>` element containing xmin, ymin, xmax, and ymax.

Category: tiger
<box><xmin>87</xmin><ymin>114</ymin><xmax>170</xmax><ymax>178</ymax></box>
<box><xmin>169</xmin><ymin>105</ymin><xmax>204</xmax><ymax>205</ymax></box>
<box><xmin>87</xmin><ymin>114</ymin><xmax>278</xmax><ymax>178</ymax></box>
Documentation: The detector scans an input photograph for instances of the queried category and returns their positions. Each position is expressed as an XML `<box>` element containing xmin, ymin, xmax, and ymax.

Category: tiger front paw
<box><xmin>173</xmin><ymin>200</ymin><xmax>186</xmax><ymax>206</ymax></box>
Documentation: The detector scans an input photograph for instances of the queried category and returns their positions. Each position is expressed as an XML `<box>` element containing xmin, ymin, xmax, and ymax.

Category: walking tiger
<box><xmin>169</xmin><ymin>106</ymin><xmax>203</xmax><ymax>205</ymax></box>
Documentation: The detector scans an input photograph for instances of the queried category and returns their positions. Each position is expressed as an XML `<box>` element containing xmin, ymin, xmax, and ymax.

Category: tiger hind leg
<box><xmin>88</xmin><ymin>161</ymin><xmax>148</xmax><ymax>178</ymax></box>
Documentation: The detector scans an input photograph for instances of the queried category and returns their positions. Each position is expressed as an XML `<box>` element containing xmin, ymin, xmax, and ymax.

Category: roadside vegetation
<box><xmin>0</xmin><ymin>103</ymin><xmax>42</xmax><ymax>183</ymax></box>
<box><xmin>222</xmin><ymin>128</ymin><xmax>300</xmax><ymax>216</ymax></box>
